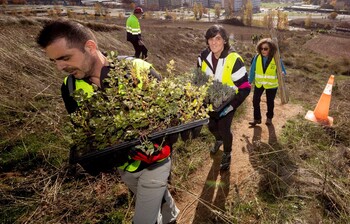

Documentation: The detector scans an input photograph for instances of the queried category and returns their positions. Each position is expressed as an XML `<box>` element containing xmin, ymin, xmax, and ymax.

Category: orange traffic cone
<box><xmin>305</xmin><ymin>75</ymin><xmax>334</xmax><ymax>126</ymax></box>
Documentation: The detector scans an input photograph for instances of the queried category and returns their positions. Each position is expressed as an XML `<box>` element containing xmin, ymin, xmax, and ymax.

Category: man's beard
<box><xmin>83</xmin><ymin>53</ymin><xmax>97</xmax><ymax>79</ymax></box>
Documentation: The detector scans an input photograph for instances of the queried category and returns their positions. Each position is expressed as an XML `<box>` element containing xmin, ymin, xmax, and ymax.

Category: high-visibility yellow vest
<box><xmin>133</xmin><ymin>58</ymin><xmax>152</xmax><ymax>88</ymax></box>
<box><xmin>254</xmin><ymin>55</ymin><xmax>279</xmax><ymax>89</ymax></box>
<box><xmin>201</xmin><ymin>52</ymin><xmax>243</xmax><ymax>93</ymax></box>
<box><xmin>118</xmin><ymin>159</ymin><xmax>141</xmax><ymax>172</ymax></box>
<box><xmin>64</xmin><ymin>77</ymin><xmax>94</xmax><ymax>99</ymax></box>
<box><xmin>65</xmin><ymin>59</ymin><xmax>153</xmax><ymax>172</ymax></box>
<box><xmin>126</xmin><ymin>14</ymin><xmax>141</xmax><ymax>35</ymax></box>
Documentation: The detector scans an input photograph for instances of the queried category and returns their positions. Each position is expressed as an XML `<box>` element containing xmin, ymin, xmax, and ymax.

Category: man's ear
<box><xmin>84</xmin><ymin>40</ymin><xmax>97</xmax><ymax>54</ymax></box>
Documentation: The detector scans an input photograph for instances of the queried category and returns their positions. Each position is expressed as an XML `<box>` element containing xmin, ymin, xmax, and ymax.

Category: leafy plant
<box><xmin>190</xmin><ymin>68</ymin><xmax>237</xmax><ymax>110</ymax></box>
<box><xmin>67</xmin><ymin>52</ymin><xmax>212</xmax><ymax>153</ymax></box>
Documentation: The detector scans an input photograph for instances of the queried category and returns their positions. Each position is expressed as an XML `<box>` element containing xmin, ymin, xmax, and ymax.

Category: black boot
<box><xmin>249</xmin><ymin>119</ymin><xmax>261</xmax><ymax>126</ymax></box>
<box><xmin>210</xmin><ymin>140</ymin><xmax>223</xmax><ymax>154</ymax></box>
<box><xmin>220</xmin><ymin>152</ymin><xmax>231</xmax><ymax>170</ymax></box>
<box><xmin>265</xmin><ymin>118</ymin><xmax>272</xmax><ymax>125</ymax></box>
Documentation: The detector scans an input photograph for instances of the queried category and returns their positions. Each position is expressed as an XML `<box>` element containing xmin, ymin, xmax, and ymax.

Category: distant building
<box><xmin>226</xmin><ymin>0</ymin><xmax>244</xmax><ymax>12</ymax></box>
<box><xmin>209</xmin><ymin>0</ymin><xmax>222</xmax><ymax>8</ymax></box>
<box><xmin>185</xmin><ymin>0</ymin><xmax>261</xmax><ymax>11</ymax></box>
<box><xmin>137</xmin><ymin>0</ymin><xmax>183</xmax><ymax>10</ymax></box>
<box><xmin>170</xmin><ymin>0</ymin><xmax>183</xmax><ymax>8</ymax></box>
<box><xmin>158</xmin><ymin>0</ymin><xmax>170</xmax><ymax>9</ymax></box>
<box><xmin>134</xmin><ymin>0</ymin><xmax>145</xmax><ymax>6</ymax></box>
<box><xmin>25</xmin><ymin>0</ymin><xmax>82</xmax><ymax>5</ymax></box>
<box><xmin>251</xmin><ymin>0</ymin><xmax>261</xmax><ymax>11</ymax></box>
<box><xmin>159</xmin><ymin>0</ymin><xmax>183</xmax><ymax>9</ymax></box>
<box><xmin>335</xmin><ymin>0</ymin><xmax>350</xmax><ymax>10</ymax></box>
<box><xmin>190</xmin><ymin>0</ymin><xmax>205</xmax><ymax>7</ymax></box>
<box><xmin>183</xmin><ymin>0</ymin><xmax>193</xmax><ymax>7</ymax></box>
<box><xmin>225</xmin><ymin>0</ymin><xmax>261</xmax><ymax>13</ymax></box>
<box><xmin>133</xmin><ymin>0</ymin><xmax>260</xmax><ymax>11</ymax></box>
<box><xmin>187</xmin><ymin>0</ymin><xmax>222</xmax><ymax>7</ymax></box>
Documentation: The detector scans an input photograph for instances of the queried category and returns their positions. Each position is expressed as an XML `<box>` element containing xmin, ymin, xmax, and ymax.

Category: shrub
<box><xmin>328</xmin><ymin>11</ymin><xmax>338</xmax><ymax>20</ymax></box>
<box><xmin>68</xmin><ymin>52</ymin><xmax>211</xmax><ymax>152</ymax></box>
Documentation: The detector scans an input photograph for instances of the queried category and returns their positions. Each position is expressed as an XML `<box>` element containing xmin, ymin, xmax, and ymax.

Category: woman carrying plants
<box><xmin>248</xmin><ymin>38</ymin><xmax>287</xmax><ymax>126</ymax></box>
<box><xmin>197</xmin><ymin>25</ymin><xmax>251</xmax><ymax>170</ymax></box>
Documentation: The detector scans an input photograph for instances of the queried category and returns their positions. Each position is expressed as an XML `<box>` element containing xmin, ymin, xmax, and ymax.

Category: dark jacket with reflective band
<box><xmin>197</xmin><ymin>47</ymin><xmax>251</xmax><ymax>91</ymax></box>
<box><xmin>197</xmin><ymin>48</ymin><xmax>251</xmax><ymax>114</ymax></box>
<box><xmin>61</xmin><ymin>59</ymin><xmax>161</xmax><ymax>172</ymax></box>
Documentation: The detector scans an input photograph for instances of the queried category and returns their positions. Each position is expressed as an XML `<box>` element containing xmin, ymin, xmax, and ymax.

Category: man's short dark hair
<box><xmin>36</xmin><ymin>19</ymin><xmax>97</xmax><ymax>51</ymax></box>
<box><xmin>205</xmin><ymin>24</ymin><xmax>230</xmax><ymax>51</ymax></box>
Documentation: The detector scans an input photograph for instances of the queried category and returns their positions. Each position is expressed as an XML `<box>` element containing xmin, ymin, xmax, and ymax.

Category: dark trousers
<box><xmin>208</xmin><ymin>88</ymin><xmax>250</xmax><ymax>154</ymax></box>
<box><xmin>130</xmin><ymin>40</ymin><xmax>148</xmax><ymax>59</ymax></box>
<box><xmin>252</xmin><ymin>86</ymin><xmax>278</xmax><ymax>120</ymax></box>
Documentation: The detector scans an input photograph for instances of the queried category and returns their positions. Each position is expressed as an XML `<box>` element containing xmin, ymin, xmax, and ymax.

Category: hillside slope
<box><xmin>1</xmin><ymin>15</ymin><xmax>350</xmax><ymax>223</ymax></box>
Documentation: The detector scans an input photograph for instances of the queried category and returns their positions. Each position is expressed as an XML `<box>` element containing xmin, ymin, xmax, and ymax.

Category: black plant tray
<box><xmin>69</xmin><ymin>118</ymin><xmax>209</xmax><ymax>175</ymax></box>
<box><xmin>209</xmin><ymin>94</ymin><xmax>235</xmax><ymax>119</ymax></box>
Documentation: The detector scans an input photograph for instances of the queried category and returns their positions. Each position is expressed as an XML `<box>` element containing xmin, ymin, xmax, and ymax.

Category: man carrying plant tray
<box><xmin>36</xmin><ymin>19</ymin><xmax>179</xmax><ymax>224</ymax></box>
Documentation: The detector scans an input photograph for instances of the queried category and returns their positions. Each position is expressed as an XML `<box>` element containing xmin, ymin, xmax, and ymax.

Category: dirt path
<box><xmin>175</xmin><ymin>95</ymin><xmax>304</xmax><ymax>224</ymax></box>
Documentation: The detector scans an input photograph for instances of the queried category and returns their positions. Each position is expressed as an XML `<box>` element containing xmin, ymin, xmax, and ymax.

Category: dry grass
<box><xmin>0</xmin><ymin>14</ymin><xmax>349</xmax><ymax>223</ymax></box>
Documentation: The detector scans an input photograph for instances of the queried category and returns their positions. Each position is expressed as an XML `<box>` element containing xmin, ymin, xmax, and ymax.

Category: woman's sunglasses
<box><xmin>260</xmin><ymin>47</ymin><xmax>269</xmax><ymax>51</ymax></box>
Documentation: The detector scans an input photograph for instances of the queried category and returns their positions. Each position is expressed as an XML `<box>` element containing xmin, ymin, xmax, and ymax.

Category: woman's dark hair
<box><xmin>36</xmin><ymin>19</ymin><xmax>97</xmax><ymax>51</ymax></box>
<box><xmin>256</xmin><ymin>38</ymin><xmax>277</xmax><ymax>58</ymax></box>
<box><xmin>205</xmin><ymin>24</ymin><xmax>230</xmax><ymax>50</ymax></box>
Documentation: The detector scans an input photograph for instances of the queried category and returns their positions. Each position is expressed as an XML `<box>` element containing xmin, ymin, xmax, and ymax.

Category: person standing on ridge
<box><xmin>126</xmin><ymin>7</ymin><xmax>148</xmax><ymax>60</ymax></box>
<box><xmin>197</xmin><ymin>25</ymin><xmax>251</xmax><ymax>170</ymax></box>
<box><xmin>36</xmin><ymin>19</ymin><xmax>179</xmax><ymax>224</ymax></box>
<box><xmin>248</xmin><ymin>38</ymin><xmax>287</xmax><ymax>126</ymax></box>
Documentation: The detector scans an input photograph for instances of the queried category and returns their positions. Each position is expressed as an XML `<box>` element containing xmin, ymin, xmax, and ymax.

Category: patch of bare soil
<box><xmin>175</xmin><ymin>95</ymin><xmax>304</xmax><ymax>224</ymax></box>
<box><xmin>303</xmin><ymin>34</ymin><xmax>350</xmax><ymax>59</ymax></box>
<box><xmin>113</xmin><ymin>19</ymin><xmax>269</xmax><ymax>74</ymax></box>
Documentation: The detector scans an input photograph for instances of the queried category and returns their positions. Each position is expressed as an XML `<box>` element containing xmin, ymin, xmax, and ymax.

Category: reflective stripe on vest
<box><xmin>126</xmin><ymin>15</ymin><xmax>141</xmax><ymax>35</ymax></box>
<box><xmin>116</xmin><ymin>58</ymin><xmax>152</xmax><ymax>92</ymax></box>
<box><xmin>133</xmin><ymin>59</ymin><xmax>152</xmax><ymax>89</ymax></box>
<box><xmin>255</xmin><ymin>55</ymin><xmax>279</xmax><ymax>89</ymax></box>
<box><xmin>201</xmin><ymin>52</ymin><xmax>242</xmax><ymax>93</ymax></box>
